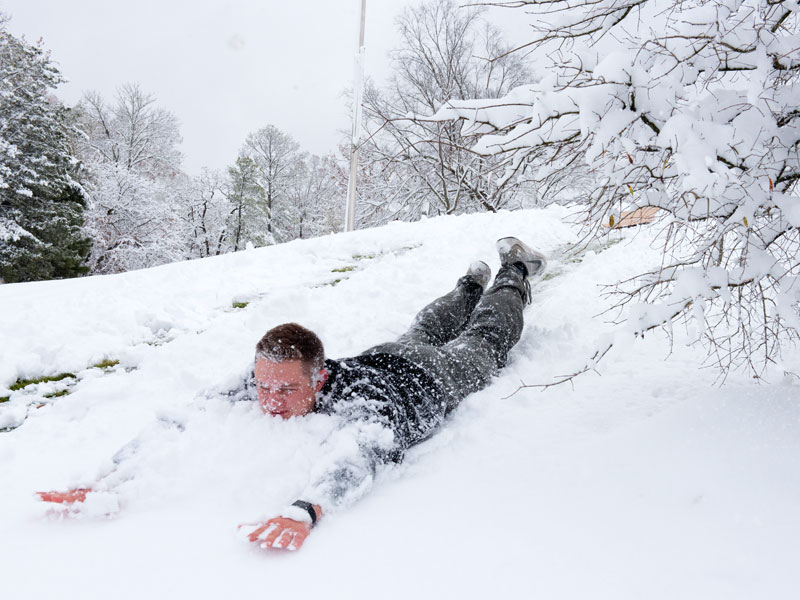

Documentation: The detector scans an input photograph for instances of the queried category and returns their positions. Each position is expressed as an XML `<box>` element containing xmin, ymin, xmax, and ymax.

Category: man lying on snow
<box><xmin>39</xmin><ymin>237</ymin><xmax>546</xmax><ymax>552</ymax></box>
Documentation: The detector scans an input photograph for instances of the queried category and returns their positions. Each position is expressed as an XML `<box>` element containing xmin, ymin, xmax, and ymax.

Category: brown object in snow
<box><xmin>607</xmin><ymin>206</ymin><xmax>660</xmax><ymax>228</ymax></box>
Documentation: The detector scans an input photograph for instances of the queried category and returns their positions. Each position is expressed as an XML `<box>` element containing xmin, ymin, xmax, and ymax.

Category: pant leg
<box><xmin>365</xmin><ymin>265</ymin><xmax>527</xmax><ymax>411</ymax></box>
<box><xmin>450</xmin><ymin>265</ymin><xmax>526</xmax><ymax>373</ymax></box>
<box><xmin>394</xmin><ymin>275</ymin><xmax>484</xmax><ymax>346</ymax></box>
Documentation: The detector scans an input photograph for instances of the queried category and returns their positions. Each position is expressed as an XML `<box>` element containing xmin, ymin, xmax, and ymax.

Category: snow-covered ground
<box><xmin>1</xmin><ymin>206</ymin><xmax>798</xmax><ymax>599</ymax></box>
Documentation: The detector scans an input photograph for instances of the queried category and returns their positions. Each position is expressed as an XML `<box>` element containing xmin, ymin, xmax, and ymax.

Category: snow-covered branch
<box><xmin>439</xmin><ymin>0</ymin><xmax>800</xmax><ymax>377</ymax></box>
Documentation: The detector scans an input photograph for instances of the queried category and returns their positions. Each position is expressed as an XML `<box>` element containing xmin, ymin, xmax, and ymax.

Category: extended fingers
<box><xmin>268</xmin><ymin>528</ymin><xmax>295</xmax><ymax>549</ymax></box>
<box><xmin>37</xmin><ymin>488</ymin><xmax>90</xmax><ymax>503</ymax></box>
<box><xmin>260</xmin><ymin>519</ymin><xmax>310</xmax><ymax>551</ymax></box>
<box><xmin>266</xmin><ymin>527</ymin><xmax>308</xmax><ymax>551</ymax></box>
<box><xmin>286</xmin><ymin>529</ymin><xmax>308</xmax><ymax>551</ymax></box>
<box><xmin>244</xmin><ymin>517</ymin><xmax>312</xmax><ymax>551</ymax></box>
<box><xmin>262</xmin><ymin>520</ymin><xmax>287</xmax><ymax>547</ymax></box>
<box><xmin>248</xmin><ymin>522</ymin><xmax>278</xmax><ymax>543</ymax></box>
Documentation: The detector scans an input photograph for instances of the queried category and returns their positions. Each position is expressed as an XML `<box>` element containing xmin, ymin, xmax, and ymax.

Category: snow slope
<box><xmin>1</xmin><ymin>206</ymin><xmax>798</xmax><ymax>599</ymax></box>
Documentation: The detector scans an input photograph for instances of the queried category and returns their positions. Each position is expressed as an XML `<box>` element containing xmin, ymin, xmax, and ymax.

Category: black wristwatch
<box><xmin>291</xmin><ymin>500</ymin><xmax>318</xmax><ymax>528</ymax></box>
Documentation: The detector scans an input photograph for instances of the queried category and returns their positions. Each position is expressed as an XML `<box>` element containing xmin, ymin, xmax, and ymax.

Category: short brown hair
<box><xmin>255</xmin><ymin>323</ymin><xmax>325</xmax><ymax>374</ymax></box>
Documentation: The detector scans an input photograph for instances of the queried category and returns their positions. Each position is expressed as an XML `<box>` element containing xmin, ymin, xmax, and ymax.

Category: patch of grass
<box><xmin>331</xmin><ymin>265</ymin><xmax>356</xmax><ymax>273</ymax></box>
<box><xmin>314</xmin><ymin>278</ymin><xmax>346</xmax><ymax>288</ymax></box>
<box><xmin>0</xmin><ymin>396</ymin><xmax>9</xmax><ymax>403</ymax></box>
<box><xmin>352</xmin><ymin>253</ymin><xmax>376</xmax><ymax>261</ymax></box>
<box><xmin>44</xmin><ymin>389</ymin><xmax>70</xmax><ymax>399</ymax></box>
<box><xmin>232</xmin><ymin>301</ymin><xmax>249</xmax><ymax>309</ymax></box>
<box><xmin>92</xmin><ymin>359</ymin><xmax>119</xmax><ymax>369</ymax></box>
<box><xmin>9</xmin><ymin>373</ymin><xmax>75</xmax><ymax>392</ymax></box>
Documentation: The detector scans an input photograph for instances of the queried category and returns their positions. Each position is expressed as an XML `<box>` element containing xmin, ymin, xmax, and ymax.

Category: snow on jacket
<box><xmin>300</xmin><ymin>352</ymin><xmax>450</xmax><ymax>513</ymax></box>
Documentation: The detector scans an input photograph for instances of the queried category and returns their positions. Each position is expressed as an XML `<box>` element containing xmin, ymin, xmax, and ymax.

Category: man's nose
<box><xmin>261</xmin><ymin>391</ymin><xmax>282</xmax><ymax>406</ymax></box>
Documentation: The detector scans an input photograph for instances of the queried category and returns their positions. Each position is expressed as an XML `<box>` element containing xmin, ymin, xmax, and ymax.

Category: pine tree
<box><xmin>226</xmin><ymin>155</ymin><xmax>266</xmax><ymax>251</ymax></box>
<box><xmin>240</xmin><ymin>125</ymin><xmax>304</xmax><ymax>244</ymax></box>
<box><xmin>0</xmin><ymin>15</ymin><xmax>90</xmax><ymax>282</ymax></box>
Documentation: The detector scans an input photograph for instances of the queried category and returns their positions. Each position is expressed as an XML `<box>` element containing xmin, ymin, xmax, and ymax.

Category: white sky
<box><xmin>2</xmin><ymin>1</ymin><xmax>528</xmax><ymax>175</ymax></box>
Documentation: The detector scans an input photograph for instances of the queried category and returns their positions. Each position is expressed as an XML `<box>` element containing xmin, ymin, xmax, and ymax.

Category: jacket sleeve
<box><xmin>298</xmin><ymin>396</ymin><xmax>404</xmax><ymax>513</ymax></box>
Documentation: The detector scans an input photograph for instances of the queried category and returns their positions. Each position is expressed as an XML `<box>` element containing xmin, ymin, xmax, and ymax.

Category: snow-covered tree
<box><xmin>330</xmin><ymin>141</ymin><xmax>416</xmax><ymax>229</ymax></box>
<box><xmin>285</xmin><ymin>153</ymin><xmax>342</xmax><ymax>239</ymax></box>
<box><xmin>0</xmin><ymin>15</ymin><xmax>90</xmax><ymax>282</ymax></box>
<box><xmin>239</xmin><ymin>125</ymin><xmax>304</xmax><ymax>244</ymax></box>
<box><xmin>75</xmin><ymin>84</ymin><xmax>185</xmax><ymax>273</ymax></box>
<box><xmin>360</xmin><ymin>0</ymin><xmax>534</xmax><ymax>218</ymax></box>
<box><xmin>225</xmin><ymin>155</ymin><xmax>266</xmax><ymax>251</ymax></box>
<box><xmin>180</xmin><ymin>169</ymin><xmax>232</xmax><ymax>258</ymax></box>
<box><xmin>436</xmin><ymin>0</ymin><xmax>800</xmax><ymax>378</ymax></box>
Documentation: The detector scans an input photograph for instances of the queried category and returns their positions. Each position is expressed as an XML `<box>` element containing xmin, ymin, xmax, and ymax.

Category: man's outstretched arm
<box><xmin>244</xmin><ymin>413</ymin><xmax>400</xmax><ymax>552</ymax></box>
<box><xmin>36</xmin><ymin>415</ymin><xmax>186</xmax><ymax>506</ymax></box>
<box><xmin>242</xmin><ymin>440</ymin><xmax>379</xmax><ymax>552</ymax></box>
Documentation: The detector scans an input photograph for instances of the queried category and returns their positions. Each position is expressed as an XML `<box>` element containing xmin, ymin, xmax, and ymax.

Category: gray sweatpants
<box><xmin>364</xmin><ymin>265</ymin><xmax>526</xmax><ymax>412</ymax></box>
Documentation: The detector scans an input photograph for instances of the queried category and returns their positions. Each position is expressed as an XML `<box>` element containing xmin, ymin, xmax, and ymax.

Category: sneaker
<box><xmin>466</xmin><ymin>260</ymin><xmax>491</xmax><ymax>291</ymax></box>
<box><xmin>496</xmin><ymin>237</ymin><xmax>547</xmax><ymax>279</ymax></box>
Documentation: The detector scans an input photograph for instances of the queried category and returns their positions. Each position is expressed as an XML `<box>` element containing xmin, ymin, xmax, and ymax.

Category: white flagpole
<box><xmin>345</xmin><ymin>0</ymin><xmax>366</xmax><ymax>232</ymax></box>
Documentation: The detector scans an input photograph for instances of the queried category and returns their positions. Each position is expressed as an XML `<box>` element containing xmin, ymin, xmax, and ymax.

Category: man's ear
<box><xmin>315</xmin><ymin>369</ymin><xmax>329</xmax><ymax>393</ymax></box>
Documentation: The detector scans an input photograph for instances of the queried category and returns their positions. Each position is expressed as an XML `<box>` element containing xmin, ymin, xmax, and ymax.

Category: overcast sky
<box><xmin>3</xmin><ymin>1</ymin><xmax>527</xmax><ymax>175</ymax></box>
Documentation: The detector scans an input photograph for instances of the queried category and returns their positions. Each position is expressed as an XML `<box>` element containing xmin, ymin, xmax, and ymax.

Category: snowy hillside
<box><xmin>1</xmin><ymin>206</ymin><xmax>798</xmax><ymax>599</ymax></box>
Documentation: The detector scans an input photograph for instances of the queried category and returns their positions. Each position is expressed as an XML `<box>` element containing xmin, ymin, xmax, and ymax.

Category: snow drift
<box><xmin>1</xmin><ymin>206</ymin><xmax>798</xmax><ymax>599</ymax></box>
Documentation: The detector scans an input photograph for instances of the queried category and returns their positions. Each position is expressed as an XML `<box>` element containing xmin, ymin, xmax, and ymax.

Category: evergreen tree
<box><xmin>240</xmin><ymin>125</ymin><xmax>304</xmax><ymax>244</ymax></box>
<box><xmin>0</xmin><ymin>15</ymin><xmax>90</xmax><ymax>283</ymax></box>
<box><xmin>226</xmin><ymin>156</ymin><xmax>266</xmax><ymax>251</ymax></box>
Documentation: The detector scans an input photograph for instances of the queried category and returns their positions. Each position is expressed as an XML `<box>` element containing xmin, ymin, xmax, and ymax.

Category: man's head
<box><xmin>254</xmin><ymin>323</ymin><xmax>328</xmax><ymax>418</ymax></box>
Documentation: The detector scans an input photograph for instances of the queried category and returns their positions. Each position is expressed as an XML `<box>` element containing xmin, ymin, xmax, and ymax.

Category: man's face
<box><xmin>254</xmin><ymin>358</ymin><xmax>326</xmax><ymax>419</ymax></box>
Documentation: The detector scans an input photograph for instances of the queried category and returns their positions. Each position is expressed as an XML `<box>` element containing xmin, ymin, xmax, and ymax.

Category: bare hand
<box><xmin>246</xmin><ymin>517</ymin><xmax>312</xmax><ymax>551</ymax></box>
<box><xmin>37</xmin><ymin>488</ymin><xmax>92</xmax><ymax>503</ymax></box>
